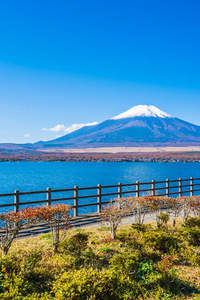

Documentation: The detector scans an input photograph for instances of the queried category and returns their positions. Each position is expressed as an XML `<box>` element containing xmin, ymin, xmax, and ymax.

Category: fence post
<box><xmin>166</xmin><ymin>179</ymin><xmax>169</xmax><ymax>197</ymax></box>
<box><xmin>97</xmin><ymin>184</ymin><xmax>101</xmax><ymax>213</ymax></box>
<box><xmin>178</xmin><ymin>178</ymin><xmax>182</xmax><ymax>198</ymax></box>
<box><xmin>118</xmin><ymin>182</ymin><xmax>122</xmax><ymax>199</ymax></box>
<box><xmin>74</xmin><ymin>186</ymin><xmax>78</xmax><ymax>217</ymax></box>
<box><xmin>136</xmin><ymin>181</ymin><xmax>140</xmax><ymax>197</ymax></box>
<box><xmin>190</xmin><ymin>177</ymin><xmax>193</xmax><ymax>196</ymax></box>
<box><xmin>151</xmin><ymin>180</ymin><xmax>155</xmax><ymax>196</ymax></box>
<box><xmin>47</xmin><ymin>187</ymin><xmax>51</xmax><ymax>206</ymax></box>
<box><xmin>14</xmin><ymin>190</ymin><xmax>19</xmax><ymax>213</ymax></box>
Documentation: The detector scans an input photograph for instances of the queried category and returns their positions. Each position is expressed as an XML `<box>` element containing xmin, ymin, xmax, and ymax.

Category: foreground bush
<box><xmin>0</xmin><ymin>212</ymin><xmax>200</xmax><ymax>299</ymax></box>
<box><xmin>0</xmin><ymin>208</ymin><xmax>38</xmax><ymax>257</ymax></box>
<box><xmin>36</xmin><ymin>203</ymin><xmax>72</xmax><ymax>252</ymax></box>
<box><xmin>100</xmin><ymin>197</ymin><xmax>132</xmax><ymax>238</ymax></box>
<box><xmin>143</xmin><ymin>231</ymin><xmax>180</xmax><ymax>254</ymax></box>
<box><xmin>53</xmin><ymin>268</ymin><xmax>141</xmax><ymax>300</ymax></box>
<box><xmin>100</xmin><ymin>195</ymin><xmax>200</xmax><ymax>239</ymax></box>
<box><xmin>0</xmin><ymin>203</ymin><xmax>72</xmax><ymax>256</ymax></box>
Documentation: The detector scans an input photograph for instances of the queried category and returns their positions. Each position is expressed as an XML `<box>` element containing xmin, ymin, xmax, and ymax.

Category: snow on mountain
<box><xmin>111</xmin><ymin>105</ymin><xmax>172</xmax><ymax>120</ymax></box>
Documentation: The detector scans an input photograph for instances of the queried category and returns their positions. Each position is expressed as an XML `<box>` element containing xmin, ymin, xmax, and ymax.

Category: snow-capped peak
<box><xmin>111</xmin><ymin>105</ymin><xmax>172</xmax><ymax>120</ymax></box>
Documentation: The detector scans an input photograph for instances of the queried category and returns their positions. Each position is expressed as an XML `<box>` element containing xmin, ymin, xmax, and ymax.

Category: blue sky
<box><xmin>0</xmin><ymin>0</ymin><xmax>200</xmax><ymax>143</ymax></box>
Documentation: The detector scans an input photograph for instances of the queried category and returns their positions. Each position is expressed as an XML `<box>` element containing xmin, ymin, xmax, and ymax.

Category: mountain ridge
<box><xmin>36</xmin><ymin>105</ymin><xmax>200</xmax><ymax>149</ymax></box>
<box><xmin>1</xmin><ymin>105</ymin><xmax>200</xmax><ymax>151</ymax></box>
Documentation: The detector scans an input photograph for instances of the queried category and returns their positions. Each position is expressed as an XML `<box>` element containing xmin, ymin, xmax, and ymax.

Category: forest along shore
<box><xmin>1</xmin><ymin>151</ymin><xmax>200</xmax><ymax>162</ymax></box>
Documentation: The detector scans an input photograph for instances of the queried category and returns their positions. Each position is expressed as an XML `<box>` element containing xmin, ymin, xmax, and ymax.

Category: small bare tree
<box><xmin>133</xmin><ymin>197</ymin><xmax>150</xmax><ymax>224</ymax></box>
<box><xmin>189</xmin><ymin>196</ymin><xmax>200</xmax><ymax>217</ymax></box>
<box><xmin>100</xmin><ymin>198</ymin><xmax>132</xmax><ymax>239</ymax></box>
<box><xmin>36</xmin><ymin>203</ymin><xmax>71</xmax><ymax>252</ymax></box>
<box><xmin>168</xmin><ymin>197</ymin><xmax>183</xmax><ymax>227</ymax></box>
<box><xmin>180</xmin><ymin>196</ymin><xmax>192</xmax><ymax>222</ymax></box>
<box><xmin>147</xmin><ymin>196</ymin><xmax>169</xmax><ymax>226</ymax></box>
<box><xmin>157</xmin><ymin>213</ymin><xmax>170</xmax><ymax>229</ymax></box>
<box><xmin>0</xmin><ymin>207</ymin><xmax>38</xmax><ymax>257</ymax></box>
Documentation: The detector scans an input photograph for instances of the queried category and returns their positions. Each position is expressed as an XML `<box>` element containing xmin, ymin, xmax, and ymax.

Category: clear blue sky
<box><xmin>0</xmin><ymin>0</ymin><xmax>200</xmax><ymax>143</ymax></box>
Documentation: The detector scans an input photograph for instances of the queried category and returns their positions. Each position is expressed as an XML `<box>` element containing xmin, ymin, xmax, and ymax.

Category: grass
<box><xmin>0</xmin><ymin>219</ymin><xmax>200</xmax><ymax>299</ymax></box>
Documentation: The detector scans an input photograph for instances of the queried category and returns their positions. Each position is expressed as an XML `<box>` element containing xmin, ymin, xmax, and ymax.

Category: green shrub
<box><xmin>135</xmin><ymin>261</ymin><xmax>155</xmax><ymax>281</ymax></box>
<box><xmin>143</xmin><ymin>231</ymin><xmax>180</xmax><ymax>254</ymax></box>
<box><xmin>60</xmin><ymin>231</ymin><xmax>89</xmax><ymax>257</ymax></box>
<box><xmin>109</xmin><ymin>251</ymin><xmax>139</xmax><ymax>274</ymax></box>
<box><xmin>157</xmin><ymin>213</ymin><xmax>170</xmax><ymax>229</ymax></box>
<box><xmin>180</xmin><ymin>226</ymin><xmax>200</xmax><ymax>246</ymax></box>
<box><xmin>184</xmin><ymin>217</ymin><xmax>200</xmax><ymax>228</ymax></box>
<box><xmin>0</xmin><ymin>273</ymin><xmax>53</xmax><ymax>299</ymax></box>
<box><xmin>156</xmin><ymin>255</ymin><xmax>176</xmax><ymax>277</ymax></box>
<box><xmin>53</xmin><ymin>268</ymin><xmax>141</xmax><ymax>300</ymax></box>
<box><xmin>81</xmin><ymin>247</ymin><xmax>99</xmax><ymax>267</ymax></box>
<box><xmin>22</xmin><ymin>248</ymin><xmax>43</xmax><ymax>278</ymax></box>
<box><xmin>0</xmin><ymin>254</ymin><xmax>20</xmax><ymax>278</ymax></box>
<box><xmin>99</xmin><ymin>246</ymin><xmax>113</xmax><ymax>254</ymax></box>
<box><xmin>60</xmin><ymin>231</ymin><xmax>91</xmax><ymax>267</ymax></box>
<box><xmin>1</xmin><ymin>215</ymin><xmax>200</xmax><ymax>299</ymax></box>
<box><xmin>132</xmin><ymin>223</ymin><xmax>148</xmax><ymax>233</ymax></box>
<box><xmin>89</xmin><ymin>237</ymin><xmax>99</xmax><ymax>245</ymax></box>
<box><xmin>192</xmin><ymin>252</ymin><xmax>200</xmax><ymax>266</ymax></box>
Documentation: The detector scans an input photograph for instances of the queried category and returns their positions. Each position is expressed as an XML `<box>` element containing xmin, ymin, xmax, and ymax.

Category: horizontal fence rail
<box><xmin>0</xmin><ymin>177</ymin><xmax>200</xmax><ymax>218</ymax></box>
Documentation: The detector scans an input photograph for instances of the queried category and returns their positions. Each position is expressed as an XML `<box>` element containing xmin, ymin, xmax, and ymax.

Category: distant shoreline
<box><xmin>1</xmin><ymin>148</ymin><xmax>200</xmax><ymax>162</ymax></box>
<box><xmin>41</xmin><ymin>146</ymin><xmax>200</xmax><ymax>153</ymax></box>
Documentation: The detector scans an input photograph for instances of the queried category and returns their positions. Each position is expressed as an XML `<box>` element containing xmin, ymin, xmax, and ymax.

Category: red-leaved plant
<box><xmin>0</xmin><ymin>207</ymin><xmax>38</xmax><ymax>257</ymax></box>
<box><xmin>36</xmin><ymin>203</ymin><xmax>71</xmax><ymax>252</ymax></box>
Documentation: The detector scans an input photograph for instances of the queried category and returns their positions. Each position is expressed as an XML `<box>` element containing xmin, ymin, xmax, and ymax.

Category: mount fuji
<box><xmin>36</xmin><ymin>105</ymin><xmax>200</xmax><ymax>149</ymax></box>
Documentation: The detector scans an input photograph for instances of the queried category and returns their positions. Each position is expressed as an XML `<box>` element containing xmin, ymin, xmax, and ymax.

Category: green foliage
<box><xmin>135</xmin><ymin>261</ymin><xmax>155</xmax><ymax>281</ymax></box>
<box><xmin>143</xmin><ymin>230</ymin><xmax>180</xmax><ymax>254</ymax></box>
<box><xmin>99</xmin><ymin>246</ymin><xmax>113</xmax><ymax>254</ymax></box>
<box><xmin>22</xmin><ymin>248</ymin><xmax>43</xmax><ymax>277</ymax></box>
<box><xmin>82</xmin><ymin>247</ymin><xmax>99</xmax><ymax>268</ymax></box>
<box><xmin>184</xmin><ymin>216</ymin><xmax>200</xmax><ymax>228</ymax></box>
<box><xmin>60</xmin><ymin>231</ymin><xmax>90</xmax><ymax>267</ymax></box>
<box><xmin>97</xmin><ymin>226</ymin><xmax>110</xmax><ymax>231</ymax></box>
<box><xmin>0</xmin><ymin>254</ymin><xmax>19</xmax><ymax>274</ymax></box>
<box><xmin>109</xmin><ymin>251</ymin><xmax>139</xmax><ymax>274</ymax></box>
<box><xmin>157</xmin><ymin>255</ymin><xmax>176</xmax><ymax>277</ymax></box>
<box><xmin>89</xmin><ymin>236</ymin><xmax>99</xmax><ymax>245</ymax></box>
<box><xmin>157</xmin><ymin>213</ymin><xmax>170</xmax><ymax>228</ymax></box>
<box><xmin>39</xmin><ymin>233</ymin><xmax>52</xmax><ymax>240</ymax></box>
<box><xmin>61</xmin><ymin>231</ymin><xmax>89</xmax><ymax>256</ymax></box>
<box><xmin>131</xmin><ymin>223</ymin><xmax>148</xmax><ymax>232</ymax></box>
<box><xmin>188</xmin><ymin>228</ymin><xmax>200</xmax><ymax>246</ymax></box>
<box><xmin>52</xmin><ymin>268</ymin><xmax>141</xmax><ymax>300</ymax></box>
<box><xmin>155</xmin><ymin>255</ymin><xmax>199</xmax><ymax>296</ymax></box>
<box><xmin>0</xmin><ymin>215</ymin><xmax>200</xmax><ymax>299</ymax></box>
<box><xmin>180</xmin><ymin>225</ymin><xmax>200</xmax><ymax>246</ymax></box>
<box><xmin>110</xmin><ymin>253</ymin><xmax>156</xmax><ymax>283</ymax></box>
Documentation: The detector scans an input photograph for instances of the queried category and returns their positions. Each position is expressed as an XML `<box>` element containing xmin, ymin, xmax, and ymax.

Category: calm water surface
<box><xmin>0</xmin><ymin>161</ymin><xmax>199</xmax><ymax>192</ymax></box>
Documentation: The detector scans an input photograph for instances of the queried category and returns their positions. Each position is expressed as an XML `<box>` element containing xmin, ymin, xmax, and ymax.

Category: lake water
<box><xmin>0</xmin><ymin>162</ymin><xmax>200</xmax><ymax>213</ymax></box>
